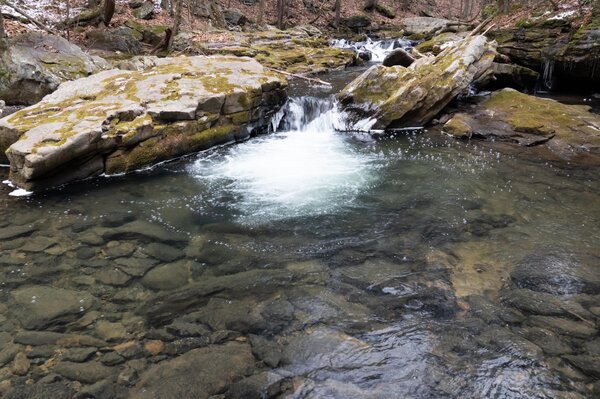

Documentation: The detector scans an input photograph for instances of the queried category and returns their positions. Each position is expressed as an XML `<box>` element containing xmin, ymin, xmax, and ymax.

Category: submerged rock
<box><xmin>443</xmin><ymin>89</ymin><xmax>600</xmax><ymax>165</ymax></box>
<box><xmin>0</xmin><ymin>56</ymin><xmax>286</xmax><ymax>190</ymax></box>
<box><xmin>338</xmin><ymin>35</ymin><xmax>495</xmax><ymax>129</ymax></box>
<box><xmin>129</xmin><ymin>342</ymin><xmax>254</xmax><ymax>399</ymax></box>
<box><xmin>0</xmin><ymin>32</ymin><xmax>109</xmax><ymax>106</ymax></box>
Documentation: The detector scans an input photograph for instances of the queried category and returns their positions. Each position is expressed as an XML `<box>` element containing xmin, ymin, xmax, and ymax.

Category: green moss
<box><xmin>443</xmin><ymin>114</ymin><xmax>472</xmax><ymax>138</ymax></box>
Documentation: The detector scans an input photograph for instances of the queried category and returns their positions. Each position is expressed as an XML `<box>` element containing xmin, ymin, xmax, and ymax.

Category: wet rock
<box><xmin>186</xmin><ymin>298</ymin><xmax>268</xmax><ymax>334</ymax></box>
<box><xmin>10</xmin><ymin>286</ymin><xmax>94</xmax><ymax>330</ymax></box>
<box><xmin>143</xmin><ymin>242</ymin><xmax>184</xmax><ymax>262</ymax></box>
<box><xmin>76</xmin><ymin>246</ymin><xmax>97</xmax><ymax>260</ymax></box>
<box><xmin>511</xmin><ymin>251</ymin><xmax>600</xmax><ymax>295</ymax></box>
<box><xmin>118</xmin><ymin>359</ymin><xmax>147</xmax><ymax>387</ymax></box>
<box><xmin>2</xmin><ymin>381</ymin><xmax>75</xmax><ymax>399</ymax></box>
<box><xmin>96</xmin><ymin>268</ymin><xmax>132</xmax><ymax>287</ymax></box>
<box><xmin>0</xmin><ymin>344</ymin><xmax>20</xmax><ymax>367</ymax></box>
<box><xmin>0</xmin><ymin>225</ymin><xmax>35</xmax><ymax>241</ymax></box>
<box><xmin>382</xmin><ymin>48</ymin><xmax>415</xmax><ymax>67</ymax></box>
<box><xmin>102</xmin><ymin>221</ymin><xmax>188</xmax><ymax>244</ymax></box>
<box><xmin>527</xmin><ymin>316</ymin><xmax>597</xmax><ymax>339</ymax></box>
<box><xmin>166</xmin><ymin>320</ymin><xmax>211</xmax><ymax>338</ymax></box>
<box><xmin>0</xmin><ymin>33</ymin><xmax>108</xmax><ymax>107</ymax></box>
<box><xmin>105</xmin><ymin>241</ymin><xmax>137</xmax><ymax>258</ymax></box>
<box><xmin>141</xmin><ymin>260</ymin><xmax>191</xmax><ymax>291</ymax></box>
<box><xmin>224</xmin><ymin>9</ymin><xmax>247</xmax><ymax>26</ymax></box>
<box><xmin>133</xmin><ymin>1</ymin><xmax>154</xmax><ymax>19</ymax></box>
<box><xmin>518</xmin><ymin>327</ymin><xmax>573</xmax><ymax>356</ymax></box>
<box><xmin>0</xmin><ymin>56</ymin><xmax>286</xmax><ymax>191</ymax></box>
<box><xmin>14</xmin><ymin>331</ymin><xmax>105</xmax><ymax>347</ymax></box>
<box><xmin>248</xmin><ymin>334</ymin><xmax>282</xmax><ymax>367</ymax></box>
<box><xmin>95</xmin><ymin>320</ymin><xmax>128</xmax><ymax>341</ymax></box>
<box><xmin>74</xmin><ymin>379</ymin><xmax>115</xmax><ymax>399</ymax></box>
<box><xmin>11</xmin><ymin>352</ymin><xmax>29</xmax><ymax>376</ymax></box>
<box><xmin>225</xmin><ymin>371</ymin><xmax>286</xmax><ymax>399</ymax></box>
<box><xmin>102</xmin><ymin>212</ymin><xmax>136</xmax><ymax>227</ymax></box>
<box><xmin>61</xmin><ymin>347</ymin><xmax>97</xmax><ymax>363</ymax></box>
<box><xmin>503</xmin><ymin>288</ymin><xmax>592</xmax><ymax>319</ymax></box>
<box><xmin>163</xmin><ymin>336</ymin><xmax>210</xmax><ymax>356</ymax></box>
<box><xmin>443</xmin><ymin>89</ymin><xmax>600</xmax><ymax>166</ymax></box>
<box><xmin>20</xmin><ymin>236</ymin><xmax>56</xmax><ymax>252</ymax></box>
<box><xmin>130</xmin><ymin>342</ymin><xmax>255</xmax><ymax>398</ymax></box>
<box><xmin>563</xmin><ymin>355</ymin><xmax>600</xmax><ymax>378</ymax></box>
<box><xmin>115</xmin><ymin>257</ymin><xmax>159</xmax><ymax>277</ymax></box>
<box><xmin>338</xmin><ymin>36</ymin><xmax>495</xmax><ymax>129</ymax></box>
<box><xmin>100</xmin><ymin>351</ymin><xmax>126</xmax><ymax>366</ymax></box>
<box><xmin>53</xmin><ymin>361</ymin><xmax>113</xmax><ymax>384</ymax></box>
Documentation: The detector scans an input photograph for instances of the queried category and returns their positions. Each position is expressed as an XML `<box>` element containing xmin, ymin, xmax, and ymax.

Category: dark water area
<box><xmin>0</xmin><ymin>68</ymin><xmax>599</xmax><ymax>398</ymax></box>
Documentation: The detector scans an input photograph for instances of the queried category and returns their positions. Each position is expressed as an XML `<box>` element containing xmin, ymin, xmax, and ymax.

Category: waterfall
<box><xmin>330</xmin><ymin>37</ymin><xmax>413</xmax><ymax>63</ymax></box>
<box><xmin>541</xmin><ymin>59</ymin><xmax>555</xmax><ymax>90</ymax></box>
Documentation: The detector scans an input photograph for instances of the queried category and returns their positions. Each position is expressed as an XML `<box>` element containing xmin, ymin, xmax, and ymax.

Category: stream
<box><xmin>0</xmin><ymin>57</ymin><xmax>599</xmax><ymax>398</ymax></box>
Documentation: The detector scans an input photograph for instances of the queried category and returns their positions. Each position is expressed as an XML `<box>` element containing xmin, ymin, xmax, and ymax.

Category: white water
<box><xmin>331</xmin><ymin>38</ymin><xmax>412</xmax><ymax>63</ymax></box>
<box><xmin>189</xmin><ymin>97</ymin><xmax>381</xmax><ymax>224</ymax></box>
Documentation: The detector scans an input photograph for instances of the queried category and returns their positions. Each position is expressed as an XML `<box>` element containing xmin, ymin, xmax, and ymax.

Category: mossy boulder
<box><xmin>0</xmin><ymin>32</ymin><xmax>109</xmax><ymax>106</ymax></box>
<box><xmin>443</xmin><ymin>88</ymin><xmax>600</xmax><ymax>165</ymax></box>
<box><xmin>338</xmin><ymin>35</ymin><xmax>496</xmax><ymax>129</ymax></box>
<box><xmin>415</xmin><ymin>32</ymin><xmax>467</xmax><ymax>55</ymax></box>
<box><xmin>0</xmin><ymin>56</ymin><xmax>287</xmax><ymax>190</ymax></box>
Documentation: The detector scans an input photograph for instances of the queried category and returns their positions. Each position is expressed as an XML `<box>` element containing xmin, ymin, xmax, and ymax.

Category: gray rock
<box><xmin>133</xmin><ymin>1</ymin><xmax>154</xmax><ymax>19</ymax></box>
<box><xmin>115</xmin><ymin>256</ymin><xmax>159</xmax><ymax>277</ymax></box>
<box><xmin>0</xmin><ymin>344</ymin><xmax>20</xmax><ymax>367</ymax></box>
<box><xmin>85</xmin><ymin>27</ymin><xmax>142</xmax><ymax>54</ymax></box>
<box><xmin>340</xmin><ymin>15</ymin><xmax>371</xmax><ymax>32</ymax></box>
<box><xmin>74</xmin><ymin>379</ymin><xmax>115</xmax><ymax>399</ymax></box>
<box><xmin>14</xmin><ymin>331</ymin><xmax>105</xmax><ymax>347</ymax></box>
<box><xmin>224</xmin><ymin>9</ymin><xmax>247</xmax><ymax>26</ymax></box>
<box><xmin>130</xmin><ymin>342</ymin><xmax>255</xmax><ymax>399</ymax></box>
<box><xmin>0</xmin><ymin>33</ymin><xmax>108</xmax><ymax>107</ymax></box>
<box><xmin>100</xmin><ymin>351</ymin><xmax>126</xmax><ymax>366</ymax></box>
<box><xmin>2</xmin><ymin>381</ymin><xmax>75</xmax><ymax>399</ymax></box>
<box><xmin>401</xmin><ymin>16</ymin><xmax>454</xmax><ymax>37</ymax></box>
<box><xmin>143</xmin><ymin>242</ymin><xmax>184</xmax><ymax>262</ymax></box>
<box><xmin>382</xmin><ymin>48</ymin><xmax>415</xmax><ymax>67</ymax></box>
<box><xmin>96</xmin><ymin>268</ymin><xmax>132</xmax><ymax>287</ymax></box>
<box><xmin>527</xmin><ymin>315</ymin><xmax>597</xmax><ymax>339</ymax></box>
<box><xmin>62</xmin><ymin>347</ymin><xmax>97</xmax><ymax>362</ymax></box>
<box><xmin>503</xmin><ymin>288</ymin><xmax>593</xmax><ymax>318</ymax></box>
<box><xmin>0</xmin><ymin>225</ymin><xmax>35</xmax><ymax>240</ymax></box>
<box><xmin>563</xmin><ymin>355</ymin><xmax>600</xmax><ymax>378</ymax></box>
<box><xmin>10</xmin><ymin>286</ymin><xmax>94</xmax><ymax>330</ymax></box>
<box><xmin>53</xmin><ymin>361</ymin><xmax>113</xmax><ymax>384</ymax></box>
<box><xmin>141</xmin><ymin>260</ymin><xmax>190</xmax><ymax>291</ymax></box>
<box><xmin>225</xmin><ymin>371</ymin><xmax>286</xmax><ymax>399</ymax></box>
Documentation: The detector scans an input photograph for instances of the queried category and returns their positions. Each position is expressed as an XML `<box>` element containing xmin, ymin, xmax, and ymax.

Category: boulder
<box><xmin>340</xmin><ymin>15</ymin><xmax>371</xmax><ymax>32</ymax></box>
<box><xmin>338</xmin><ymin>35</ymin><xmax>496</xmax><ymax>129</ymax></box>
<box><xmin>85</xmin><ymin>27</ymin><xmax>143</xmax><ymax>54</ymax></box>
<box><xmin>415</xmin><ymin>31</ymin><xmax>467</xmax><ymax>54</ymax></box>
<box><xmin>400</xmin><ymin>16</ymin><xmax>455</xmax><ymax>38</ymax></box>
<box><xmin>382</xmin><ymin>48</ymin><xmax>415</xmax><ymax>67</ymax></box>
<box><xmin>0</xmin><ymin>56</ymin><xmax>287</xmax><ymax>190</ymax></box>
<box><xmin>442</xmin><ymin>89</ymin><xmax>600</xmax><ymax>165</ymax></box>
<box><xmin>0</xmin><ymin>33</ymin><xmax>109</xmax><ymax>106</ymax></box>
<box><xmin>132</xmin><ymin>1</ymin><xmax>154</xmax><ymax>19</ymax></box>
<box><xmin>223</xmin><ymin>9</ymin><xmax>247</xmax><ymax>26</ymax></box>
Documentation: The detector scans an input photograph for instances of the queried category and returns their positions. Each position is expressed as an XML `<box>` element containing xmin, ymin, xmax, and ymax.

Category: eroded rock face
<box><xmin>443</xmin><ymin>88</ymin><xmax>600</xmax><ymax>165</ymax></box>
<box><xmin>488</xmin><ymin>16</ymin><xmax>600</xmax><ymax>86</ymax></box>
<box><xmin>0</xmin><ymin>33</ymin><xmax>109</xmax><ymax>106</ymax></box>
<box><xmin>338</xmin><ymin>35</ymin><xmax>496</xmax><ymax>129</ymax></box>
<box><xmin>0</xmin><ymin>56</ymin><xmax>287</xmax><ymax>190</ymax></box>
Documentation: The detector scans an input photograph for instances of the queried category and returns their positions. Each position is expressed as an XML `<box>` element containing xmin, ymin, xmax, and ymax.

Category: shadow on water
<box><xmin>0</xmin><ymin>68</ymin><xmax>599</xmax><ymax>398</ymax></box>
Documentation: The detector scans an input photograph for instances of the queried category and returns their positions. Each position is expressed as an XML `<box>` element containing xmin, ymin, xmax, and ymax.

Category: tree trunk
<box><xmin>363</xmin><ymin>0</ymin><xmax>377</xmax><ymax>12</ymax></box>
<box><xmin>498</xmin><ymin>0</ymin><xmax>509</xmax><ymax>13</ymax></box>
<box><xmin>334</xmin><ymin>0</ymin><xmax>341</xmax><ymax>28</ymax></box>
<box><xmin>169</xmin><ymin>0</ymin><xmax>184</xmax><ymax>50</ymax></box>
<box><xmin>593</xmin><ymin>0</ymin><xmax>600</xmax><ymax>18</ymax></box>
<box><xmin>277</xmin><ymin>0</ymin><xmax>286</xmax><ymax>29</ymax></box>
<box><xmin>0</xmin><ymin>9</ymin><xmax>7</xmax><ymax>52</ymax></box>
<box><xmin>461</xmin><ymin>0</ymin><xmax>473</xmax><ymax>19</ymax></box>
<box><xmin>257</xmin><ymin>0</ymin><xmax>266</xmax><ymax>25</ymax></box>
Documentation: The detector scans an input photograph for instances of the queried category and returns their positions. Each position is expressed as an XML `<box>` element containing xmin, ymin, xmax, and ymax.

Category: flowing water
<box><xmin>0</xmin><ymin>67</ymin><xmax>599</xmax><ymax>398</ymax></box>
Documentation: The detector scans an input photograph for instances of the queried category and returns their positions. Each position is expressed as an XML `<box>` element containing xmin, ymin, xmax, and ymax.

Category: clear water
<box><xmin>0</xmin><ymin>69</ymin><xmax>599</xmax><ymax>398</ymax></box>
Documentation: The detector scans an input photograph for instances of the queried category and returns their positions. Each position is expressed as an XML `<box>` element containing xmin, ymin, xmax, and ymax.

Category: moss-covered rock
<box><xmin>0</xmin><ymin>56</ymin><xmax>287</xmax><ymax>190</ymax></box>
<box><xmin>0</xmin><ymin>32</ymin><xmax>109</xmax><ymax>106</ymax></box>
<box><xmin>338</xmin><ymin>35</ymin><xmax>496</xmax><ymax>129</ymax></box>
<box><xmin>442</xmin><ymin>88</ymin><xmax>600</xmax><ymax>165</ymax></box>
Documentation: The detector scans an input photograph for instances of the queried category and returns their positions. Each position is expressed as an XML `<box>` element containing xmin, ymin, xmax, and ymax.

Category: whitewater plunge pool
<box><xmin>0</xmin><ymin>68</ymin><xmax>599</xmax><ymax>398</ymax></box>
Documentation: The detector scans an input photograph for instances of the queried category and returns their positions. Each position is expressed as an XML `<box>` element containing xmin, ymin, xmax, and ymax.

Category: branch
<box><xmin>264</xmin><ymin>67</ymin><xmax>331</xmax><ymax>86</ymax></box>
<box><xmin>3</xmin><ymin>0</ymin><xmax>57</xmax><ymax>34</ymax></box>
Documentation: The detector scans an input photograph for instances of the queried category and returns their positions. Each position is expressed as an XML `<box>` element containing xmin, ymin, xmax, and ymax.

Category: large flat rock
<box><xmin>0</xmin><ymin>56</ymin><xmax>286</xmax><ymax>190</ymax></box>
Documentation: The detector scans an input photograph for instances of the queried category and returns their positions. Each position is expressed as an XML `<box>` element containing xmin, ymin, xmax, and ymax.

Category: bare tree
<box><xmin>257</xmin><ymin>0</ymin><xmax>266</xmax><ymax>25</ymax></box>
<box><xmin>0</xmin><ymin>8</ymin><xmax>6</xmax><ymax>52</ymax></box>
<box><xmin>461</xmin><ymin>0</ymin><xmax>473</xmax><ymax>19</ymax></box>
<box><xmin>169</xmin><ymin>0</ymin><xmax>184</xmax><ymax>50</ymax></box>
<box><xmin>497</xmin><ymin>0</ymin><xmax>509</xmax><ymax>13</ymax></box>
<box><xmin>103</xmin><ymin>0</ymin><xmax>115</xmax><ymax>26</ymax></box>
<box><xmin>277</xmin><ymin>0</ymin><xmax>286</xmax><ymax>29</ymax></box>
<box><xmin>334</xmin><ymin>0</ymin><xmax>341</xmax><ymax>28</ymax></box>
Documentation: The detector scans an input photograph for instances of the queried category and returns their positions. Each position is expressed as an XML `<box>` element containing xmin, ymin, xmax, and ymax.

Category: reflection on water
<box><xmin>0</xmin><ymin>76</ymin><xmax>599</xmax><ymax>398</ymax></box>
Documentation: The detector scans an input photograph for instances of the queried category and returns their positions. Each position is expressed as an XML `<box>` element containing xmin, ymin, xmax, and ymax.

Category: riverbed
<box><xmin>0</xmin><ymin>66</ymin><xmax>599</xmax><ymax>398</ymax></box>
